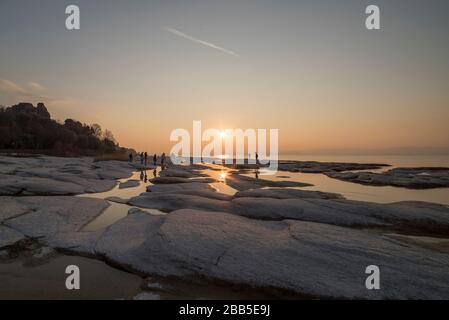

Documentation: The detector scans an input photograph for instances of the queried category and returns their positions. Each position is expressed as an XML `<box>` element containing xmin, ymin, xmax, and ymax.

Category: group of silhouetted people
<box><xmin>129</xmin><ymin>151</ymin><xmax>167</xmax><ymax>170</ymax></box>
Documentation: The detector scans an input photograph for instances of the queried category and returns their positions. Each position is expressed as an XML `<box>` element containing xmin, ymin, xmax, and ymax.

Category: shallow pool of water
<box><xmin>80</xmin><ymin>167</ymin><xmax>237</xmax><ymax>231</ymax></box>
<box><xmin>251</xmin><ymin>171</ymin><xmax>449</xmax><ymax>205</ymax></box>
<box><xmin>201</xmin><ymin>166</ymin><xmax>239</xmax><ymax>196</ymax></box>
<box><xmin>243</xmin><ymin>155</ymin><xmax>449</xmax><ymax>205</ymax></box>
<box><xmin>0</xmin><ymin>250</ymin><xmax>142</xmax><ymax>300</ymax></box>
<box><xmin>79</xmin><ymin>169</ymin><xmax>165</xmax><ymax>231</ymax></box>
<box><xmin>80</xmin><ymin>157</ymin><xmax>449</xmax><ymax>231</ymax></box>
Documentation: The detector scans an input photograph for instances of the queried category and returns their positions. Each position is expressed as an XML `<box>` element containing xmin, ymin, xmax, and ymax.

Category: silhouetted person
<box><xmin>144</xmin><ymin>152</ymin><xmax>148</xmax><ymax>166</ymax></box>
<box><xmin>161</xmin><ymin>153</ymin><xmax>166</xmax><ymax>170</ymax></box>
<box><xmin>129</xmin><ymin>153</ymin><xmax>133</xmax><ymax>162</ymax></box>
<box><xmin>144</xmin><ymin>171</ymin><xmax>148</xmax><ymax>183</ymax></box>
<box><xmin>153</xmin><ymin>168</ymin><xmax>157</xmax><ymax>178</ymax></box>
<box><xmin>140</xmin><ymin>152</ymin><xmax>144</xmax><ymax>165</ymax></box>
<box><xmin>153</xmin><ymin>154</ymin><xmax>157</xmax><ymax>166</ymax></box>
<box><xmin>255</xmin><ymin>152</ymin><xmax>259</xmax><ymax>165</ymax></box>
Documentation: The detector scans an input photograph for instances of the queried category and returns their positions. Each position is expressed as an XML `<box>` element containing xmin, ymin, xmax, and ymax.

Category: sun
<box><xmin>220</xmin><ymin>131</ymin><xmax>227</xmax><ymax>139</ymax></box>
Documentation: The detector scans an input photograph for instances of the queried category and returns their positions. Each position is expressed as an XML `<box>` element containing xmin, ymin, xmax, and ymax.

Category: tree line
<box><xmin>0</xmin><ymin>102</ymin><xmax>129</xmax><ymax>156</ymax></box>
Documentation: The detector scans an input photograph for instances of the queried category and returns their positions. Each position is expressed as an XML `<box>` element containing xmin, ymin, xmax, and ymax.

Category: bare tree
<box><xmin>103</xmin><ymin>129</ymin><xmax>116</xmax><ymax>143</ymax></box>
<box><xmin>91</xmin><ymin>123</ymin><xmax>103</xmax><ymax>139</ymax></box>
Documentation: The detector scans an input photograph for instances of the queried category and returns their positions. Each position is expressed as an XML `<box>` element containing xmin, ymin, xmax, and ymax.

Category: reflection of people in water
<box><xmin>140</xmin><ymin>171</ymin><xmax>144</xmax><ymax>181</ymax></box>
<box><xmin>153</xmin><ymin>168</ymin><xmax>157</xmax><ymax>178</ymax></box>
<box><xmin>255</xmin><ymin>169</ymin><xmax>259</xmax><ymax>180</ymax></box>
<box><xmin>144</xmin><ymin>171</ymin><xmax>148</xmax><ymax>183</ymax></box>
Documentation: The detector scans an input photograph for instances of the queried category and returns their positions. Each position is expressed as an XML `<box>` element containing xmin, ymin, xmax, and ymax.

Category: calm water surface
<box><xmin>250</xmin><ymin>155</ymin><xmax>449</xmax><ymax>205</ymax></box>
<box><xmin>79</xmin><ymin>169</ymin><xmax>165</xmax><ymax>231</ymax></box>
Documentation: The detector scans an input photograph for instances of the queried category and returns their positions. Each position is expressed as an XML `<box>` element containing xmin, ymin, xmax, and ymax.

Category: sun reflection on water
<box><xmin>219</xmin><ymin>172</ymin><xmax>227</xmax><ymax>180</ymax></box>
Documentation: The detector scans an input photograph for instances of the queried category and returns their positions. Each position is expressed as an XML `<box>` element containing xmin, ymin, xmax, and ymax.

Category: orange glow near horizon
<box><xmin>1</xmin><ymin>2</ymin><xmax>448</xmax><ymax>155</ymax></box>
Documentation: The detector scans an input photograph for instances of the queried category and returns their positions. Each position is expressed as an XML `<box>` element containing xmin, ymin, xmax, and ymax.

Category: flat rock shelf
<box><xmin>1</xmin><ymin>155</ymin><xmax>449</xmax><ymax>299</ymax></box>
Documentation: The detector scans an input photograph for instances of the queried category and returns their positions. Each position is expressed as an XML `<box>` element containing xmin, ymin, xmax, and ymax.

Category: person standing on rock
<box><xmin>153</xmin><ymin>154</ymin><xmax>157</xmax><ymax>166</ymax></box>
<box><xmin>161</xmin><ymin>153</ymin><xmax>166</xmax><ymax>170</ymax></box>
<box><xmin>256</xmin><ymin>152</ymin><xmax>259</xmax><ymax>165</ymax></box>
<box><xmin>129</xmin><ymin>152</ymin><xmax>133</xmax><ymax>163</ymax></box>
<box><xmin>140</xmin><ymin>152</ymin><xmax>144</xmax><ymax>165</ymax></box>
<box><xmin>144</xmin><ymin>152</ymin><xmax>148</xmax><ymax>166</ymax></box>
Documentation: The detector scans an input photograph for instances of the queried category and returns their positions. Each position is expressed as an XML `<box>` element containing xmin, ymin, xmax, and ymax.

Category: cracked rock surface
<box><xmin>277</xmin><ymin>161</ymin><xmax>389</xmax><ymax>173</ymax></box>
<box><xmin>1</xmin><ymin>196</ymin><xmax>109</xmax><ymax>241</ymax></box>
<box><xmin>0</xmin><ymin>156</ymin><xmax>135</xmax><ymax>196</ymax></box>
<box><xmin>0</xmin><ymin>225</ymin><xmax>26</xmax><ymax>248</ymax></box>
<box><xmin>326</xmin><ymin>167</ymin><xmax>449</xmax><ymax>189</ymax></box>
<box><xmin>225</xmin><ymin>172</ymin><xmax>312</xmax><ymax>191</ymax></box>
<box><xmin>2</xmin><ymin>157</ymin><xmax>449</xmax><ymax>299</ymax></box>
<box><xmin>48</xmin><ymin>209</ymin><xmax>449</xmax><ymax>299</ymax></box>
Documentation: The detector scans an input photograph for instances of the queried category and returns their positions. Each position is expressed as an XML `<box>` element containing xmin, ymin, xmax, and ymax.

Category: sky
<box><xmin>1</xmin><ymin>0</ymin><xmax>448</xmax><ymax>154</ymax></box>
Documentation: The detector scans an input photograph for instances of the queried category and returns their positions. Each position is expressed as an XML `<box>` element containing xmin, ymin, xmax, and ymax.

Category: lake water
<box><xmin>252</xmin><ymin>155</ymin><xmax>449</xmax><ymax>205</ymax></box>
<box><xmin>279</xmin><ymin>154</ymin><xmax>449</xmax><ymax>168</ymax></box>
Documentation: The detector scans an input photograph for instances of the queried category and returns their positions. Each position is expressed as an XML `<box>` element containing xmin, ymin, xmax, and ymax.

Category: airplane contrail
<box><xmin>165</xmin><ymin>27</ymin><xmax>239</xmax><ymax>57</ymax></box>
